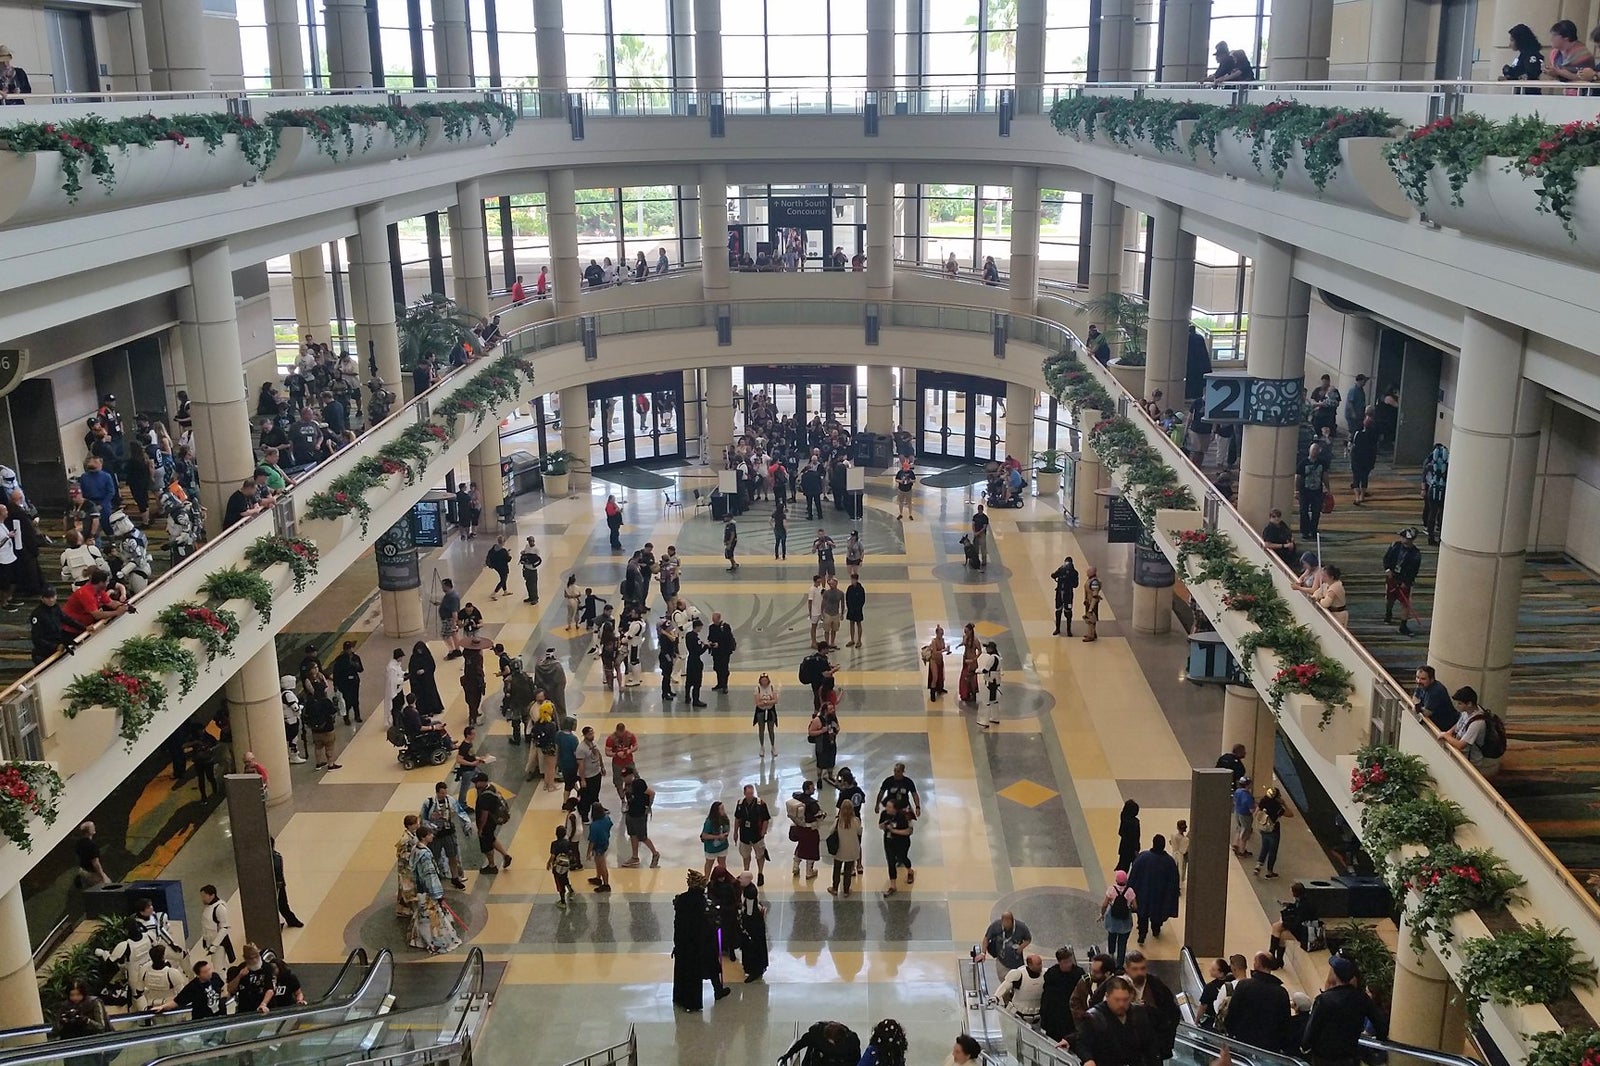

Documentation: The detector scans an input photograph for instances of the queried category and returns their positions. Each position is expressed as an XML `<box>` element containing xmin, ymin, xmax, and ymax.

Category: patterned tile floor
<box><xmin>148</xmin><ymin>469</ymin><xmax>1308</xmax><ymax>1065</ymax></box>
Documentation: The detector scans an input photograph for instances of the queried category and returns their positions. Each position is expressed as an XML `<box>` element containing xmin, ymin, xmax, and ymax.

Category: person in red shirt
<box><xmin>535</xmin><ymin>266</ymin><xmax>549</xmax><ymax>297</ymax></box>
<box><xmin>604</xmin><ymin>721</ymin><xmax>637</xmax><ymax>800</ymax></box>
<box><xmin>61</xmin><ymin>568</ymin><xmax>127</xmax><ymax>638</ymax></box>
<box><xmin>510</xmin><ymin>275</ymin><xmax>526</xmax><ymax>303</ymax></box>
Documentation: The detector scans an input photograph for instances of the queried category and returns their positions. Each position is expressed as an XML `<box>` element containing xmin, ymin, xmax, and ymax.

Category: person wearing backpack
<box><xmin>1441</xmin><ymin>686</ymin><xmax>1505</xmax><ymax>776</ymax></box>
<box><xmin>472</xmin><ymin>772</ymin><xmax>513</xmax><ymax>874</ymax></box>
<box><xmin>1296</xmin><ymin>442</ymin><xmax>1328</xmax><ymax>538</ymax></box>
<box><xmin>303</xmin><ymin>684</ymin><xmax>341</xmax><ymax>771</ymax></box>
<box><xmin>800</xmin><ymin>643</ymin><xmax>835</xmax><ymax>711</ymax></box>
<box><xmin>1099</xmin><ymin>869</ymin><xmax>1138</xmax><ymax>968</ymax></box>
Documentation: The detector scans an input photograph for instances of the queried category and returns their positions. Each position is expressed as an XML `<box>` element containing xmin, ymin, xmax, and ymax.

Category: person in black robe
<box><xmin>1116</xmin><ymin>799</ymin><xmax>1141</xmax><ymax>872</ymax></box>
<box><xmin>708</xmin><ymin>866</ymin><xmax>742</xmax><ymax>960</ymax></box>
<box><xmin>736</xmin><ymin>875</ymin><xmax>768</xmax><ymax>982</ymax></box>
<box><xmin>672</xmin><ymin>871</ymin><xmax>728</xmax><ymax>1012</ymax></box>
<box><xmin>409</xmin><ymin>642</ymin><xmax>445</xmax><ymax>718</ymax></box>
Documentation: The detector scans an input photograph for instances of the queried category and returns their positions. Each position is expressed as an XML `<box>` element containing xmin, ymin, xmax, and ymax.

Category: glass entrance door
<box><xmin>586</xmin><ymin>374</ymin><xmax>685</xmax><ymax>471</ymax></box>
<box><xmin>916</xmin><ymin>371</ymin><xmax>1008</xmax><ymax>461</ymax></box>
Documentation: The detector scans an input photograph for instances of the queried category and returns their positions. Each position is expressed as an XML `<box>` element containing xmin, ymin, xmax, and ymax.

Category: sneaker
<box><xmin>588</xmin><ymin>876</ymin><xmax>604</xmax><ymax>886</ymax></box>
<box><xmin>451</xmin><ymin>878</ymin><xmax>467</xmax><ymax>890</ymax></box>
<box><xmin>756</xmin><ymin>872</ymin><xmax>763</xmax><ymax>886</ymax></box>
<box><xmin>327</xmin><ymin>763</ymin><xmax>342</xmax><ymax>771</ymax></box>
<box><xmin>556</xmin><ymin>897</ymin><xmax>568</xmax><ymax>908</ymax></box>
<box><xmin>480</xmin><ymin>865</ymin><xmax>498</xmax><ymax>874</ymax></box>
<box><xmin>289</xmin><ymin>755</ymin><xmax>307</xmax><ymax>764</ymax></box>
<box><xmin>595</xmin><ymin>883</ymin><xmax>612</xmax><ymax>893</ymax></box>
<box><xmin>619</xmin><ymin>858</ymin><xmax>640</xmax><ymax>868</ymax></box>
<box><xmin>650</xmin><ymin>854</ymin><xmax>661</xmax><ymax>868</ymax></box>
<box><xmin>503</xmin><ymin>855</ymin><xmax>513</xmax><ymax>869</ymax></box>
<box><xmin>806</xmin><ymin>869</ymin><xmax>818</xmax><ymax>879</ymax></box>
<box><xmin>714</xmin><ymin>986</ymin><xmax>731</xmax><ymax>1001</ymax></box>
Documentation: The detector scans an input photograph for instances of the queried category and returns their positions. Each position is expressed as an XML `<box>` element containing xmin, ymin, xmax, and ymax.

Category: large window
<box><xmin>894</xmin><ymin>182</ymin><xmax>1026</xmax><ymax>273</ymax></box>
<box><xmin>1211</xmin><ymin>0</ymin><xmax>1270</xmax><ymax>75</ymax></box>
<box><xmin>1044</xmin><ymin>0</ymin><xmax>1090</xmax><ymax>84</ymax></box>
<box><xmin>1040</xmin><ymin>187</ymin><xmax>1084</xmax><ymax>285</ymax></box>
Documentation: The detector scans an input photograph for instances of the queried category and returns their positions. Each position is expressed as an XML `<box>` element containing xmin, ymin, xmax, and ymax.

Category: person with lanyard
<box><xmin>227</xmin><ymin>944</ymin><xmax>276</xmax><ymax>1013</ymax></box>
<box><xmin>875</xmin><ymin>762</ymin><xmax>922</xmax><ymax>822</ymax></box>
<box><xmin>154</xmin><ymin>959</ymin><xmax>228</xmax><ymax>1020</ymax></box>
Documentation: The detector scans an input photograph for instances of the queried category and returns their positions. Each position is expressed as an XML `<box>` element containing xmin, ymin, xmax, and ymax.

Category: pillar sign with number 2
<box><xmin>1202</xmin><ymin>372</ymin><xmax>1305</xmax><ymax>427</ymax></box>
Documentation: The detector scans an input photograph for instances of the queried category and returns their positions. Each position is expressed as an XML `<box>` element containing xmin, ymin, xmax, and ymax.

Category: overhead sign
<box><xmin>1134</xmin><ymin>543</ymin><xmax>1176</xmax><ymax>588</ymax></box>
<box><xmin>413</xmin><ymin>493</ymin><xmax>449</xmax><ymax>548</ymax></box>
<box><xmin>1107</xmin><ymin>496</ymin><xmax>1142</xmax><ymax>543</ymax></box>
<box><xmin>1203</xmin><ymin>373</ymin><xmax>1306</xmax><ymax>426</ymax></box>
<box><xmin>770</xmin><ymin>195</ymin><xmax>832</xmax><ymax>223</ymax></box>
<box><xmin>0</xmin><ymin>349</ymin><xmax>28</xmax><ymax>399</ymax></box>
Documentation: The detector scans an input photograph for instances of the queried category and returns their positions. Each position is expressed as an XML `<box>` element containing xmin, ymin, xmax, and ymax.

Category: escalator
<box><xmin>0</xmin><ymin>949</ymin><xmax>395</xmax><ymax>1066</ymax></box>
<box><xmin>142</xmin><ymin>949</ymin><xmax>487</xmax><ymax>1066</ymax></box>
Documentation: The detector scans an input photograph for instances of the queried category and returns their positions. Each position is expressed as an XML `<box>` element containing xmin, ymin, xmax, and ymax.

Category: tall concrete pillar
<box><xmin>1221</xmin><ymin>684</ymin><xmax>1277</xmax><ymax>788</ymax></box>
<box><xmin>1087</xmin><ymin>178</ymin><xmax>1123</xmax><ymax>304</ymax></box>
<box><xmin>224</xmin><ymin>646</ymin><xmax>293</xmax><ymax>807</ymax></box>
<box><xmin>179</xmin><ymin>242</ymin><xmax>255</xmax><ymax>539</ymax></box>
<box><xmin>1143</xmin><ymin>201</ymin><xmax>1196</xmax><ymax>406</ymax></box>
<box><xmin>559</xmin><ymin>386</ymin><xmax>592</xmax><ymax>491</ymax></box>
<box><xmin>898</xmin><ymin>368</ymin><xmax>917</xmax><ymax>436</ymax></box>
<box><xmin>450</xmin><ymin>179</ymin><xmax>490</xmax><ymax>316</ymax></box>
<box><xmin>324</xmin><ymin>0</ymin><xmax>374</xmax><ymax>88</ymax></box>
<box><xmin>547</xmin><ymin>170</ymin><xmax>582</xmax><ymax>318</ymax></box>
<box><xmin>670</xmin><ymin>0</ymin><xmax>695</xmax><ymax>89</ymax></box>
<box><xmin>533</xmin><ymin>0</ymin><xmax>568</xmax><ymax>116</ymax></box>
<box><xmin>291</xmin><ymin>249</ymin><xmax>334</xmax><ymax>347</ymax></box>
<box><xmin>692</xmin><ymin>0</ymin><xmax>723</xmax><ymax>91</ymax></box>
<box><xmin>867</xmin><ymin>0</ymin><xmax>895</xmax><ymax>101</ymax></box>
<box><xmin>902</xmin><ymin>0</ymin><xmax>924</xmax><ymax>92</ymax></box>
<box><xmin>867</xmin><ymin>369</ymin><xmax>896</xmax><ymax>438</ymax></box>
<box><xmin>431</xmin><ymin>0</ymin><xmax>472</xmax><ymax>87</ymax></box>
<box><xmin>1009</xmin><ymin>166</ymin><xmax>1040</xmax><ymax>319</ymax></box>
<box><xmin>1005</xmin><ymin>383</ymin><xmax>1034</xmax><ymax>463</ymax></box>
<box><xmin>266</xmin><ymin>0</ymin><xmax>308</xmax><ymax>88</ymax></box>
<box><xmin>349</xmin><ymin>204</ymin><xmax>403</xmax><ymax>403</ymax></box>
<box><xmin>1098</xmin><ymin>0</ymin><xmax>1136</xmax><ymax>81</ymax></box>
<box><xmin>469</xmin><ymin>433</ymin><xmax>504</xmax><ymax>515</ymax></box>
<box><xmin>142</xmin><ymin>0</ymin><xmax>208</xmax><ymax>91</ymax></box>
<box><xmin>705</xmin><ymin>365</ymin><xmax>734</xmax><ymax>464</ymax></box>
<box><xmin>866</xmin><ymin>164</ymin><xmax>894</xmax><ymax>303</ymax></box>
<box><xmin>1238</xmin><ymin>237</ymin><xmax>1309</xmax><ymax>524</ymax></box>
<box><xmin>1268</xmin><ymin>0</ymin><xmax>1333</xmax><ymax>81</ymax></box>
<box><xmin>1337</xmin><ymin>314</ymin><xmax>1379</xmax><ymax>412</ymax></box>
<box><xmin>700</xmin><ymin>165</ymin><xmax>731</xmax><ymax>303</ymax></box>
<box><xmin>1426</xmin><ymin>312</ymin><xmax>1541</xmax><ymax>712</ymax></box>
<box><xmin>1073</xmin><ymin>449</ymin><xmax>1108</xmax><ymax>530</ymax></box>
<box><xmin>1159</xmin><ymin>0</ymin><xmax>1213</xmax><ymax>81</ymax></box>
<box><xmin>1015</xmin><ymin>0</ymin><xmax>1046</xmax><ymax>113</ymax></box>
<box><xmin>1390</xmin><ymin>911</ymin><xmax>1452</xmax><ymax>1048</ymax></box>
<box><xmin>0</xmin><ymin>887</ymin><xmax>41</xmax><ymax>1028</ymax></box>
<box><xmin>1183</xmin><ymin>768</ymin><xmax>1235</xmax><ymax>957</ymax></box>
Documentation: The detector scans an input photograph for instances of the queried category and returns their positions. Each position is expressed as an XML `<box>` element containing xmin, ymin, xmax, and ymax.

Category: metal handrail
<box><xmin>559</xmin><ymin>1025</ymin><xmax>637</xmax><ymax>1066</ymax></box>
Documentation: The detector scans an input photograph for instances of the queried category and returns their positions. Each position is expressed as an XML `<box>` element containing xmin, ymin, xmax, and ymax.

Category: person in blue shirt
<box><xmin>1412</xmin><ymin>666</ymin><xmax>1459</xmax><ymax>731</ymax></box>
<box><xmin>77</xmin><ymin>457</ymin><xmax>118</xmax><ymax>535</ymax></box>
<box><xmin>555</xmin><ymin>718</ymin><xmax>579</xmax><ymax>794</ymax></box>
<box><xmin>1231</xmin><ymin>777</ymin><xmax>1256</xmax><ymax>857</ymax></box>
<box><xmin>586</xmin><ymin>802</ymin><xmax>613</xmax><ymax>893</ymax></box>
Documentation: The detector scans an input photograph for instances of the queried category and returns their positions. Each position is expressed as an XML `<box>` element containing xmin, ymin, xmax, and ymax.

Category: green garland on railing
<box><xmin>411</xmin><ymin>100</ymin><xmax>518</xmax><ymax>143</ymax></box>
<box><xmin>1457</xmin><ymin>923</ymin><xmax>1597</xmax><ymax>1023</ymax></box>
<box><xmin>266</xmin><ymin>104</ymin><xmax>427</xmax><ymax>161</ymax></box>
<box><xmin>155</xmin><ymin>602</ymin><xmax>241</xmax><ymax>662</ymax></box>
<box><xmin>200</xmin><ymin>567</ymin><xmax>275</xmax><ymax>627</ymax></box>
<box><xmin>302</xmin><ymin>456</ymin><xmax>387</xmax><ymax>534</ymax></box>
<box><xmin>1</xmin><ymin>112</ymin><xmax>277</xmax><ymax>200</ymax></box>
<box><xmin>1086</xmin><ymin>416</ymin><xmax>1197</xmax><ymax>521</ymax></box>
<box><xmin>376</xmin><ymin>438</ymin><xmax>430</xmax><ymax>486</ymax></box>
<box><xmin>243</xmin><ymin>534</ymin><xmax>321</xmax><ymax>593</ymax></box>
<box><xmin>63</xmin><ymin>668</ymin><xmax>167</xmax><ymax>750</ymax></box>
<box><xmin>1360</xmin><ymin>796</ymin><xmax>1471</xmax><ymax>868</ymax></box>
<box><xmin>1349</xmin><ymin>743</ymin><xmax>1433</xmax><ymax>804</ymax></box>
<box><xmin>1390</xmin><ymin>843</ymin><xmax>1525</xmax><ymax>956</ymax></box>
<box><xmin>1527</xmin><ymin>1027</ymin><xmax>1600</xmax><ymax>1066</ymax></box>
<box><xmin>116</xmin><ymin>635</ymin><xmax>199</xmax><ymax>698</ymax></box>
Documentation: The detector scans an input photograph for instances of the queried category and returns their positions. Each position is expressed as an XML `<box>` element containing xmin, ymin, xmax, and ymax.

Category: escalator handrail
<box><xmin>0</xmin><ymin>949</ymin><xmax>391</xmax><ymax>1066</ymax></box>
<box><xmin>139</xmin><ymin>949</ymin><xmax>486</xmax><ymax>1066</ymax></box>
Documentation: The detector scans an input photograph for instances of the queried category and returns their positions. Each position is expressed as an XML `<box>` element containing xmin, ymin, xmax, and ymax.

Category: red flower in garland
<box><xmin>333</xmin><ymin>492</ymin><xmax>350</xmax><ymax>504</ymax></box>
<box><xmin>379</xmin><ymin>459</ymin><xmax>406</xmax><ymax>475</ymax></box>
<box><xmin>290</xmin><ymin>542</ymin><xmax>308</xmax><ymax>556</ymax></box>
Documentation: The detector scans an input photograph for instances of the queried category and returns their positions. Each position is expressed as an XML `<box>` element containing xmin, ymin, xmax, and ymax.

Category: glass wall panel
<box><xmin>1040</xmin><ymin>187</ymin><xmax>1084</xmax><ymax>284</ymax></box>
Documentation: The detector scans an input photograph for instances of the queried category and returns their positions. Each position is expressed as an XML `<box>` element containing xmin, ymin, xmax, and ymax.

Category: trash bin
<box><xmin>506</xmin><ymin>451</ymin><xmax>542</xmax><ymax>496</ymax></box>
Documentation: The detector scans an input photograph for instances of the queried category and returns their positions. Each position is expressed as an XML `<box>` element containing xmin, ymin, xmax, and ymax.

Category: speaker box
<box><xmin>1300</xmin><ymin>878</ymin><xmax>1350</xmax><ymax>920</ymax></box>
<box><xmin>871</xmin><ymin>436</ymin><xmax>894</xmax><ymax>468</ymax></box>
<box><xmin>1336</xmin><ymin>874</ymin><xmax>1393</xmax><ymax>918</ymax></box>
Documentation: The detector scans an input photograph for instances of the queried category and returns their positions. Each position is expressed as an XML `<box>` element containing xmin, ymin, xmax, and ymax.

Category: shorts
<box><xmin>611</xmin><ymin>763</ymin><xmax>631</xmax><ymax>791</ymax></box>
<box><xmin>625</xmin><ymin>814</ymin><xmax>649</xmax><ymax>839</ymax></box>
<box><xmin>478</xmin><ymin>829</ymin><xmax>497</xmax><ymax>853</ymax></box>
<box><xmin>440</xmin><ymin>618</ymin><xmax>460</xmax><ymax>639</ymax></box>
<box><xmin>738</xmin><ymin>841</ymin><xmax>766</xmax><ymax>863</ymax></box>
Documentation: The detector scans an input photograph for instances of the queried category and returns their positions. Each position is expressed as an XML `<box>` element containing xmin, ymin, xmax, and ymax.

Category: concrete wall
<box><xmin>49</xmin><ymin>357</ymin><xmax>98</xmax><ymax>478</ymax></box>
<box><xmin>1531</xmin><ymin>401</ymin><xmax>1600</xmax><ymax>569</ymax></box>
<box><xmin>0</xmin><ymin>0</ymin><xmax>155</xmax><ymax>94</ymax></box>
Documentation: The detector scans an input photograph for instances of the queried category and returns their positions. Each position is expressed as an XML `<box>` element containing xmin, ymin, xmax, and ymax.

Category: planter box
<box><xmin>0</xmin><ymin>135</ymin><xmax>259</xmax><ymax>228</ymax></box>
<box><xmin>417</xmin><ymin>115</ymin><xmax>510</xmax><ymax>155</ymax></box>
<box><xmin>1211</xmin><ymin>133</ymin><xmax>1412</xmax><ymax>218</ymax></box>
<box><xmin>1107</xmin><ymin>359</ymin><xmax>1145</xmax><ymax>398</ymax></box>
<box><xmin>1034</xmin><ymin>470</ymin><xmax>1062</xmax><ymax>496</ymax></box>
<box><xmin>1422</xmin><ymin>156</ymin><xmax>1600</xmax><ymax>264</ymax></box>
<box><xmin>543</xmin><ymin>472</ymin><xmax>570</xmax><ymax>497</ymax></box>
<box><xmin>262</xmin><ymin>125</ymin><xmax>413</xmax><ymax>182</ymax></box>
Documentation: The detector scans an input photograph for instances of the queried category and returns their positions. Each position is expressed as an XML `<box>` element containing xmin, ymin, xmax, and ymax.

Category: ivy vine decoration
<box><xmin>1383</xmin><ymin>113</ymin><xmax>1548</xmax><ymax>210</ymax></box>
<box><xmin>1359</xmin><ymin>796</ymin><xmax>1470</xmax><ymax>866</ymax></box>
<box><xmin>200</xmin><ymin>567</ymin><xmax>276</xmax><ymax>627</ymax></box>
<box><xmin>243</xmin><ymin>534</ymin><xmax>321</xmax><ymax>593</ymax></box>
<box><xmin>1264</xmin><ymin>655</ymin><xmax>1356</xmax><ymax>725</ymax></box>
<box><xmin>155</xmin><ymin>602</ymin><xmax>241</xmax><ymax>662</ymax></box>
<box><xmin>1330</xmin><ymin>922</ymin><xmax>1395</xmax><ymax>1004</ymax></box>
<box><xmin>64</xmin><ymin>668</ymin><xmax>167</xmax><ymax>749</ymax></box>
<box><xmin>411</xmin><ymin>100</ymin><xmax>518</xmax><ymax>143</ymax></box>
<box><xmin>0</xmin><ymin>762</ymin><xmax>66</xmax><ymax>852</ymax></box>
<box><xmin>117</xmin><ymin>635</ymin><xmax>200</xmax><ymax>698</ymax></box>
<box><xmin>302</xmin><ymin>457</ymin><xmax>387</xmax><ymax>535</ymax></box>
<box><xmin>1455</xmin><ymin>923</ymin><xmax>1597</xmax><ymax>1024</ymax></box>
<box><xmin>1526</xmin><ymin>1027</ymin><xmax>1600</xmax><ymax>1066</ymax></box>
<box><xmin>1390</xmin><ymin>844</ymin><xmax>1525</xmax><ymax>956</ymax></box>
<box><xmin>1349</xmin><ymin>744</ymin><xmax>1433</xmax><ymax>805</ymax></box>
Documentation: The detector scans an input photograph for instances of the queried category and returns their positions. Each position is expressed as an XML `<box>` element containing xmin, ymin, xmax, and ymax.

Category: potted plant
<box><xmin>1033</xmin><ymin>450</ymin><xmax>1065</xmax><ymax>496</ymax></box>
<box><xmin>1082</xmin><ymin>292</ymin><xmax>1147</xmax><ymax>396</ymax></box>
<box><xmin>542</xmin><ymin>449</ymin><xmax>578</xmax><ymax>497</ymax></box>
<box><xmin>398</xmin><ymin>293</ymin><xmax>483</xmax><ymax>381</ymax></box>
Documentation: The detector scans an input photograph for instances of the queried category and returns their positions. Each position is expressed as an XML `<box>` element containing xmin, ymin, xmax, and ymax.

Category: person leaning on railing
<box><xmin>60</xmin><ymin>566</ymin><xmax>129</xmax><ymax>641</ymax></box>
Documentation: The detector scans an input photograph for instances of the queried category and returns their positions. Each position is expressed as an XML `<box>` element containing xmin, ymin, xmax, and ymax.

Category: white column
<box><xmin>225</xmin><ymin>647</ymin><xmax>294</xmax><ymax>807</ymax></box>
<box><xmin>867</xmin><ymin>0</ymin><xmax>895</xmax><ymax>101</ymax></box>
<box><xmin>902</xmin><ymin>0</ymin><xmax>924</xmax><ymax>92</ymax></box>
<box><xmin>705</xmin><ymin>366</ymin><xmax>734</xmax><ymax>463</ymax></box>
<box><xmin>1144</xmin><ymin>201</ymin><xmax>1196</xmax><ymax>405</ymax></box>
<box><xmin>1237</xmin><ymin>237</ymin><xmax>1308</xmax><ymax>525</ymax></box>
<box><xmin>470</xmin><ymin>433</ymin><xmax>504</xmax><ymax>514</ymax></box>
<box><xmin>1005</xmin><ymin>383</ymin><xmax>1034</xmax><ymax>464</ymax></box>
<box><xmin>1009</xmin><ymin>166</ymin><xmax>1040</xmax><ymax>319</ymax></box>
<box><xmin>348</xmin><ymin>204</ymin><xmax>403</xmax><ymax>402</ymax></box>
<box><xmin>533</xmin><ymin>0</ymin><xmax>569</xmax><ymax>116</ymax></box>
<box><xmin>1087</xmin><ymin>178</ymin><xmax>1123</xmax><ymax>303</ymax></box>
<box><xmin>323</xmin><ymin>0</ymin><xmax>374</xmax><ymax>88</ymax></box>
<box><xmin>1014</xmin><ymin>0</ymin><xmax>1046</xmax><ymax>114</ymax></box>
<box><xmin>450</xmin><ymin>179</ymin><xmax>490</xmax><ymax>316</ymax></box>
<box><xmin>1159</xmin><ymin>0</ymin><xmax>1212</xmax><ymax>81</ymax></box>
<box><xmin>559</xmin><ymin>387</ymin><xmax>592</xmax><ymax>491</ymax></box>
<box><xmin>700</xmin><ymin>164</ymin><xmax>731</xmax><ymax>303</ymax></box>
<box><xmin>143</xmin><ymin>0</ymin><xmax>209</xmax><ymax>91</ymax></box>
<box><xmin>266</xmin><ymin>0</ymin><xmax>307</xmax><ymax>87</ymax></box>
<box><xmin>867</xmin><ymin>163</ymin><xmax>894</xmax><ymax>303</ymax></box>
<box><xmin>431</xmin><ymin>0</ymin><xmax>472</xmax><ymax>87</ymax></box>
<box><xmin>867</xmin><ymin>368</ymin><xmax>896</xmax><ymax>437</ymax></box>
<box><xmin>1098</xmin><ymin>0</ymin><xmax>1136</xmax><ymax>81</ymax></box>
<box><xmin>547</xmin><ymin>169</ymin><xmax>582</xmax><ymax>318</ymax></box>
<box><xmin>1426</xmin><ymin>312</ymin><xmax>1541</xmax><ymax>712</ymax></box>
<box><xmin>1390</xmin><ymin>911</ymin><xmax>1453</xmax><ymax>1048</ymax></box>
<box><xmin>1074</xmin><ymin>449</ymin><xmax>1108</xmax><ymax>530</ymax></box>
<box><xmin>681</xmin><ymin>370</ymin><xmax>702</xmax><ymax>453</ymax></box>
<box><xmin>898</xmin><ymin>368</ymin><xmax>917</xmax><ymax>436</ymax></box>
<box><xmin>670</xmin><ymin>0</ymin><xmax>695</xmax><ymax>89</ymax></box>
<box><xmin>693</xmin><ymin>0</ymin><xmax>723</xmax><ymax>91</ymax></box>
<box><xmin>1220</xmin><ymin>684</ymin><xmax>1278</xmax><ymax>789</ymax></box>
<box><xmin>0</xmin><ymin>887</ymin><xmax>40</xmax><ymax>1027</ymax></box>
<box><xmin>179</xmin><ymin>242</ymin><xmax>255</xmax><ymax>540</ymax></box>
<box><xmin>1267</xmin><ymin>0</ymin><xmax>1333</xmax><ymax>80</ymax></box>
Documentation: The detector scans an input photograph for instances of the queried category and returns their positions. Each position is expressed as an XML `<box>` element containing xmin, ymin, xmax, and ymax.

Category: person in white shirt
<box><xmin>622</xmin><ymin>612</ymin><xmax>646</xmax><ymax>687</ymax></box>
<box><xmin>977</xmin><ymin>642</ymin><xmax>1002</xmax><ymax>726</ymax></box>
<box><xmin>804</xmin><ymin>575</ymin><xmax>825</xmax><ymax>645</ymax></box>
<box><xmin>384</xmin><ymin>648</ymin><xmax>406</xmax><ymax>727</ymax></box>
<box><xmin>137</xmin><ymin>945</ymin><xmax>184</xmax><ymax>1011</ymax></box>
<box><xmin>998</xmin><ymin>954</ymin><xmax>1048</xmax><ymax>1024</ymax></box>
<box><xmin>196</xmin><ymin>883</ymin><xmax>235</xmax><ymax>972</ymax></box>
<box><xmin>1171</xmin><ymin>819</ymin><xmax>1190</xmax><ymax>884</ymax></box>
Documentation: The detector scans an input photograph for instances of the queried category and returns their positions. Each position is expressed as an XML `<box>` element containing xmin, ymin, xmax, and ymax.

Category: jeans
<box><xmin>1107</xmin><ymin>930</ymin><xmax>1130</xmax><ymax>967</ymax></box>
<box><xmin>523</xmin><ymin>569</ymin><xmax>539</xmax><ymax>602</ymax></box>
<box><xmin>1299</xmin><ymin>494</ymin><xmax>1321</xmax><ymax>537</ymax></box>
<box><xmin>774</xmin><ymin>529</ymin><xmax>786</xmax><ymax>558</ymax></box>
<box><xmin>1258</xmin><ymin>829</ymin><xmax>1281</xmax><ymax>873</ymax></box>
<box><xmin>831</xmin><ymin>859</ymin><xmax>856</xmax><ymax>893</ymax></box>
